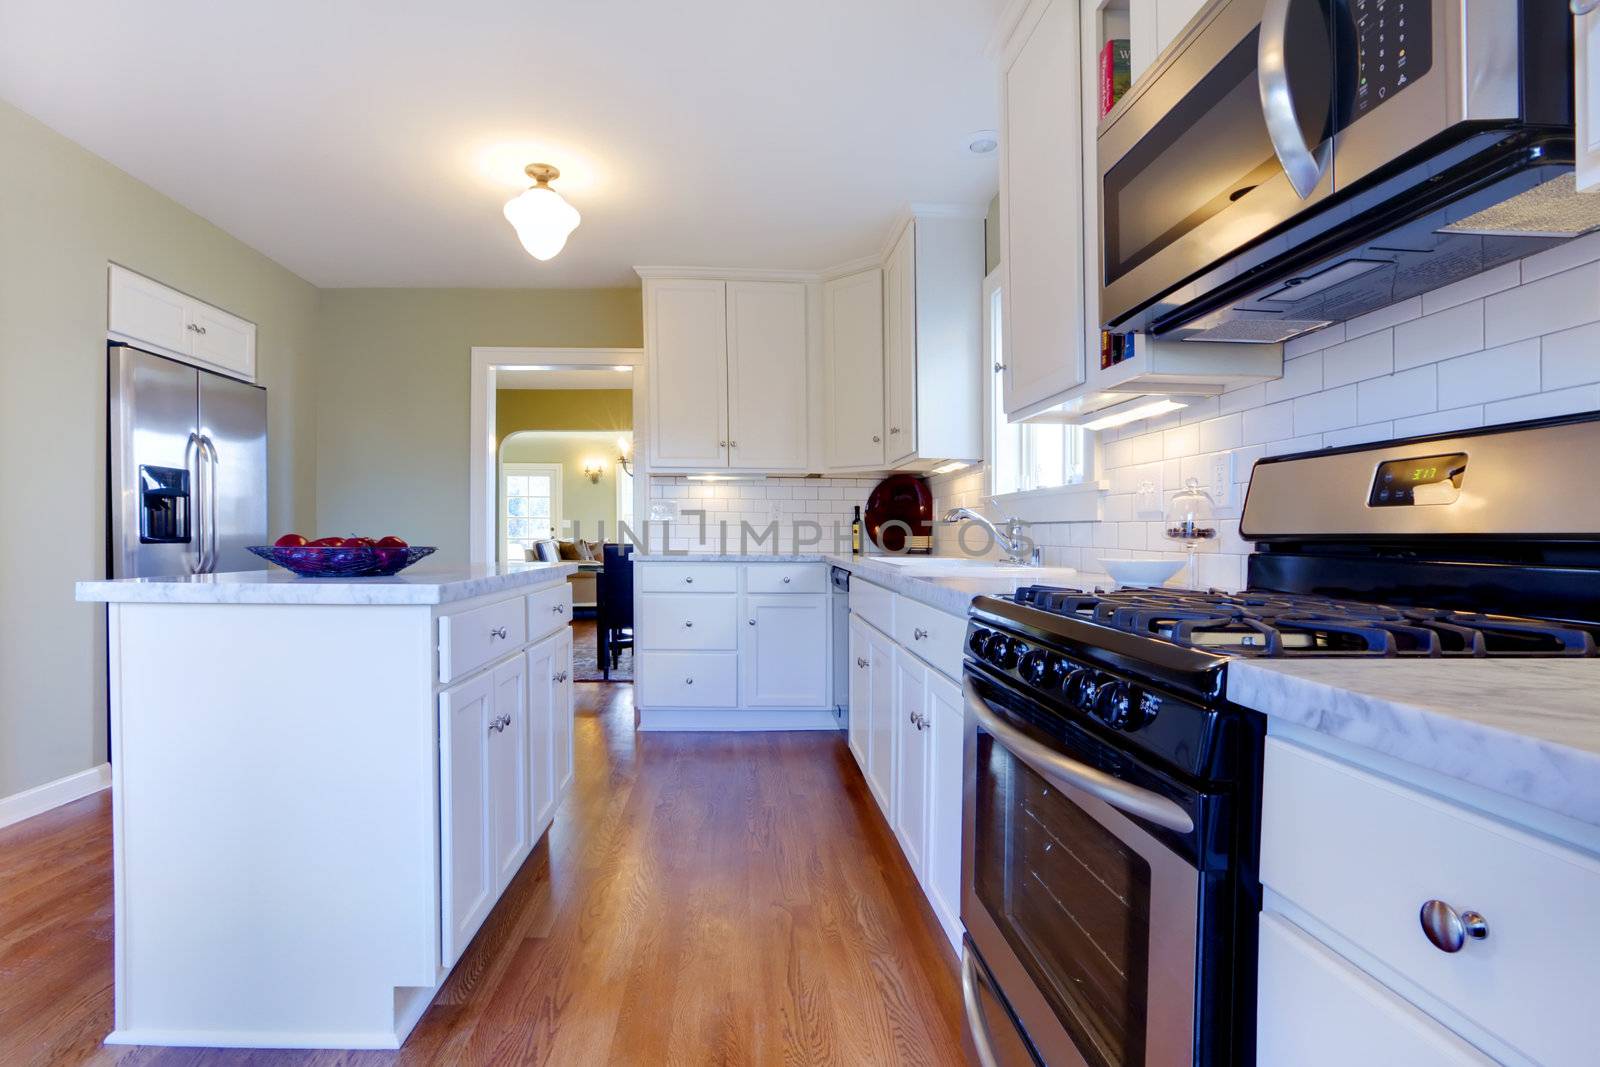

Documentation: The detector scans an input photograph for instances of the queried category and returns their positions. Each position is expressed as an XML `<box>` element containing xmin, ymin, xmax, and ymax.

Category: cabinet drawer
<box><xmin>638</xmin><ymin>594</ymin><xmax>738</xmax><ymax>650</ymax></box>
<box><xmin>638</xmin><ymin>562</ymin><xmax>738</xmax><ymax>593</ymax></box>
<box><xmin>638</xmin><ymin>651</ymin><xmax>738</xmax><ymax>708</ymax></box>
<box><xmin>1258</xmin><ymin>912</ymin><xmax>1495</xmax><ymax>1066</ymax></box>
<box><xmin>744</xmin><ymin>563</ymin><xmax>827</xmax><ymax>593</ymax></box>
<box><xmin>894</xmin><ymin>595</ymin><xmax>965</xmax><ymax>680</ymax></box>
<box><xmin>526</xmin><ymin>582</ymin><xmax>573</xmax><ymax>641</ymax></box>
<box><xmin>1262</xmin><ymin>738</ymin><xmax>1600</xmax><ymax>1067</ymax></box>
<box><xmin>849</xmin><ymin>578</ymin><xmax>893</xmax><ymax>635</ymax></box>
<box><xmin>439</xmin><ymin>597</ymin><xmax>527</xmax><ymax>684</ymax></box>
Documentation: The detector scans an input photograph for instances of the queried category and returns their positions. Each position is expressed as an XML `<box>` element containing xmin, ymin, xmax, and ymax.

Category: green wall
<box><xmin>496</xmin><ymin>388</ymin><xmax>633</xmax><ymax>444</ymax></box>
<box><xmin>313</xmin><ymin>289</ymin><xmax>642</xmax><ymax>563</ymax></box>
<box><xmin>0</xmin><ymin>99</ymin><xmax>321</xmax><ymax>800</ymax></box>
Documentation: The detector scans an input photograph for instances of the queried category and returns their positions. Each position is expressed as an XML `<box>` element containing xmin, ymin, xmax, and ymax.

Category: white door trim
<box><xmin>469</xmin><ymin>347</ymin><xmax>646</xmax><ymax>566</ymax></box>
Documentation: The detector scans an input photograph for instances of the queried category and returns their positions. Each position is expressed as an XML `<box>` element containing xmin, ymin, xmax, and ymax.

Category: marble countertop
<box><xmin>1229</xmin><ymin>658</ymin><xmax>1600</xmax><ymax>826</ymax></box>
<box><xmin>634</xmin><ymin>552</ymin><xmax>830</xmax><ymax>563</ymax></box>
<box><xmin>75</xmin><ymin>562</ymin><xmax>577</xmax><ymax>606</ymax></box>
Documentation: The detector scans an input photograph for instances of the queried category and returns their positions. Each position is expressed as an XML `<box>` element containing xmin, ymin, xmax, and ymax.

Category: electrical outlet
<box><xmin>1209</xmin><ymin>451</ymin><xmax>1236</xmax><ymax>508</ymax></box>
<box><xmin>1136</xmin><ymin>479</ymin><xmax>1162</xmax><ymax>516</ymax></box>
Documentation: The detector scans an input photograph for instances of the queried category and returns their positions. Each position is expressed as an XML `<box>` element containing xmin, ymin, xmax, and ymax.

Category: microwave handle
<box><xmin>1259</xmin><ymin>0</ymin><xmax>1327</xmax><ymax>199</ymax></box>
<box><xmin>963</xmin><ymin>677</ymin><xmax>1195</xmax><ymax>834</ymax></box>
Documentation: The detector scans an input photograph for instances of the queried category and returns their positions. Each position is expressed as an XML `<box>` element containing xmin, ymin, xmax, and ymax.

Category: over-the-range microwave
<box><xmin>1098</xmin><ymin>0</ymin><xmax>1583</xmax><ymax>343</ymax></box>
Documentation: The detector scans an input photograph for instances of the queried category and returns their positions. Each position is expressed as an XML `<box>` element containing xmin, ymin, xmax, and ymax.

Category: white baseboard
<box><xmin>637</xmin><ymin>708</ymin><xmax>841</xmax><ymax>732</ymax></box>
<box><xmin>0</xmin><ymin>763</ymin><xmax>111</xmax><ymax>831</ymax></box>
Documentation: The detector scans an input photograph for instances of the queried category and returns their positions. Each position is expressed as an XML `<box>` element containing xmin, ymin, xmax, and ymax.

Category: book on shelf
<box><xmin>1100</xmin><ymin>38</ymin><xmax>1131</xmax><ymax>117</ymax></box>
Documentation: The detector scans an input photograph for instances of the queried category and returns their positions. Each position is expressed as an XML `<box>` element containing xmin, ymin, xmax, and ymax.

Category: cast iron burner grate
<box><xmin>1011</xmin><ymin>586</ymin><xmax>1598</xmax><ymax>658</ymax></box>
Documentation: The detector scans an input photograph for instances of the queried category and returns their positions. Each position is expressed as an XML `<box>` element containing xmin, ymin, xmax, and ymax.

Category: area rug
<box><xmin>571</xmin><ymin>629</ymin><xmax>633</xmax><ymax>682</ymax></box>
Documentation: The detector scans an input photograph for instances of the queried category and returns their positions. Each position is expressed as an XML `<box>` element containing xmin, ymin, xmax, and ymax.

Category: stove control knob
<box><xmin>1136</xmin><ymin>691</ymin><xmax>1162</xmax><ymax>728</ymax></box>
<box><xmin>967</xmin><ymin>628</ymin><xmax>993</xmax><ymax>658</ymax></box>
<box><xmin>1097</xmin><ymin>681</ymin><xmax>1135</xmax><ymax>729</ymax></box>
<box><xmin>1019</xmin><ymin>650</ymin><xmax>1057</xmax><ymax>686</ymax></box>
<box><xmin>994</xmin><ymin>640</ymin><xmax>1026</xmax><ymax>671</ymax></box>
<box><xmin>1064</xmin><ymin>668</ymin><xmax>1100</xmax><ymax>709</ymax></box>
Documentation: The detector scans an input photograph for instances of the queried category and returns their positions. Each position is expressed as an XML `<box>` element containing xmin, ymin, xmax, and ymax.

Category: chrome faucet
<box><xmin>940</xmin><ymin>508</ymin><xmax>1038</xmax><ymax>565</ymax></box>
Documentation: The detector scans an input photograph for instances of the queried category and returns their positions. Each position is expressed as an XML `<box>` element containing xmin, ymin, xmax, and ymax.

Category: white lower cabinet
<box><xmin>489</xmin><ymin>655</ymin><xmax>531</xmax><ymax>893</ymax></box>
<box><xmin>1258</xmin><ymin>912</ymin><xmax>1495</xmax><ymax>1066</ymax></box>
<box><xmin>525</xmin><ymin>633</ymin><xmax>560</xmax><ymax>829</ymax></box>
<box><xmin>845</xmin><ymin>578</ymin><xmax>967</xmax><ymax>951</ymax></box>
<box><xmin>741</xmin><ymin>594</ymin><xmax>830</xmax><ymax>707</ymax></box>
<box><xmin>551</xmin><ymin>627</ymin><xmax>575</xmax><ymax>795</ymax></box>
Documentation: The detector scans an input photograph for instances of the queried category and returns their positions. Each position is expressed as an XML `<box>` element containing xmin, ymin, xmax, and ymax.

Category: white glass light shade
<box><xmin>502</xmin><ymin>185</ymin><xmax>581</xmax><ymax>261</ymax></box>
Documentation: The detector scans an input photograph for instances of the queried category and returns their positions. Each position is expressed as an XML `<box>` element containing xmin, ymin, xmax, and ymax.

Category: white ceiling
<box><xmin>0</xmin><ymin>0</ymin><xmax>1004</xmax><ymax>288</ymax></box>
<box><xmin>497</xmin><ymin>367</ymin><xmax>633</xmax><ymax>390</ymax></box>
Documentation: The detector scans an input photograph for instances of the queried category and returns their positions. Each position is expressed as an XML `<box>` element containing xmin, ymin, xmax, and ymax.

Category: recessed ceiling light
<box><xmin>967</xmin><ymin>130</ymin><xmax>999</xmax><ymax>155</ymax></box>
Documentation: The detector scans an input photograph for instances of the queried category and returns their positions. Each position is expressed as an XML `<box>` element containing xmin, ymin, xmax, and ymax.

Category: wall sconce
<box><xmin>581</xmin><ymin>458</ymin><xmax>605</xmax><ymax>484</ymax></box>
<box><xmin>616</xmin><ymin>436</ymin><xmax>634</xmax><ymax>477</ymax></box>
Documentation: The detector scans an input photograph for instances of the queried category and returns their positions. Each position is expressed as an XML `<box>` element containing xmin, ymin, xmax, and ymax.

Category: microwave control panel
<box><xmin>1350</xmin><ymin>0</ymin><xmax>1431</xmax><ymax>116</ymax></box>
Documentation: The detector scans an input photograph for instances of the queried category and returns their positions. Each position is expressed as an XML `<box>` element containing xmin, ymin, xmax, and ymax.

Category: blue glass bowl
<box><xmin>248</xmin><ymin>544</ymin><xmax>436</xmax><ymax>578</ymax></box>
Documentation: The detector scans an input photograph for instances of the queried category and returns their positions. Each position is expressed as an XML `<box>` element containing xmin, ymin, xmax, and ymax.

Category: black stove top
<box><xmin>1010</xmin><ymin>585</ymin><xmax>1600</xmax><ymax>659</ymax></box>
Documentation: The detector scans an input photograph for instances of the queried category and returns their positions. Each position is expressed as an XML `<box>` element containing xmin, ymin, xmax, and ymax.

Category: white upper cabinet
<box><xmin>643</xmin><ymin>274</ymin><xmax>810</xmax><ymax>473</ymax></box>
<box><xmin>881</xmin><ymin>214</ymin><xmax>985</xmax><ymax>469</ymax></box>
<box><xmin>726</xmin><ymin>281</ymin><xmax>809</xmax><ymax>471</ymax></box>
<box><xmin>1578</xmin><ymin>3</ymin><xmax>1600</xmax><ymax>192</ymax></box>
<box><xmin>646</xmin><ymin>279</ymin><xmax>729</xmax><ymax>469</ymax></box>
<box><xmin>108</xmin><ymin>265</ymin><xmax>257</xmax><ymax>382</ymax></box>
<box><xmin>823</xmin><ymin>268</ymin><xmax>885</xmax><ymax>470</ymax></box>
<box><xmin>1000</xmin><ymin>0</ymin><xmax>1088</xmax><ymax>417</ymax></box>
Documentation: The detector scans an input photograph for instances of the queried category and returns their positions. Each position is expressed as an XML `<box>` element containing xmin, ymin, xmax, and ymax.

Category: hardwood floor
<box><xmin>0</xmin><ymin>683</ymin><xmax>965</xmax><ymax>1066</ymax></box>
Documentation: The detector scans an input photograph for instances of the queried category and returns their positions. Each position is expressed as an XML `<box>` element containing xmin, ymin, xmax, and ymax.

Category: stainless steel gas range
<box><xmin>958</xmin><ymin>414</ymin><xmax>1600</xmax><ymax>1067</ymax></box>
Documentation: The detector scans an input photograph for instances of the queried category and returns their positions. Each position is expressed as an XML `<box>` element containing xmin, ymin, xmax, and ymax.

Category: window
<box><xmin>987</xmin><ymin>274</ymin><xmax>1086</xmax><ymax>496</ymax></box>
<box><xmin>502</xmin><ymin>462</ymin><xmax>562</xmax><ymax>563</ymax></box>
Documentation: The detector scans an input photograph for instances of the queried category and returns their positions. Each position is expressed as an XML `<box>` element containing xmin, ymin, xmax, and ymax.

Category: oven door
<box><xmin>960</xmin><ymin>673</ymin><xmax>1201</xmax><ymax>1067</ymax></box>
<box><xmin>1098</xmin><ymin>0</ymin><xmax>1339</xmax><ymax>330</ymax></box>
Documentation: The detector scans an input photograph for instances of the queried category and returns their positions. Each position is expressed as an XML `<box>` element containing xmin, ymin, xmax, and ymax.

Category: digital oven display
<box><xmin>1368</xmin><ymin>452</ymin><xmax>1467</xmax><ymax>507</ymax></box>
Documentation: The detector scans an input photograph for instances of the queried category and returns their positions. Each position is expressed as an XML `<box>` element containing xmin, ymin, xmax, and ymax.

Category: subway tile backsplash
<box><xmin>643</xmin><ymin>476</ymin><xmax>874</xmax><ymax>553</ymax></box>
<box><xmin>931</xmin><ymin>237</ymin><xmax>1600</xmax><ymax>592</ymax></box>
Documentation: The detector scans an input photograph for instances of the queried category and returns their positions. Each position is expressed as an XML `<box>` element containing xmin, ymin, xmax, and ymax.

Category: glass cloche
<box><xmin>1164</xmin><ymin>478</ymin><xmax>1218</xmax><ymax>586</ymax></box>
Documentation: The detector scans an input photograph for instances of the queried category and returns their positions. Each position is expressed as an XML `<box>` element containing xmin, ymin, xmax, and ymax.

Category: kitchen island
<box><xmin>75</xmin><ymin>563</ymin><xmax>577</xmax><ymax>1050</ymax></box>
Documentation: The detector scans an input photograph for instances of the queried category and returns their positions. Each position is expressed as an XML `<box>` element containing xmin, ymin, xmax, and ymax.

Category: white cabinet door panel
<box><xmin>439</xmin><ymin>672</ymin><xmax>495</xmax><ymax>966</ymax></box>
<box><xmin>892</xmin><ymin>649</ymin><xmax>929</xmax><ymax>878</ymax></box>
<box><xmin>187</xmin><ymin>301</ymin><xmax>256</xmax><ymax>381</ymax></box>
<box><xmin>726</xmin><ymin>281</ymin><xmax>808</xmax><ymax>470</ymax></box>
<box><xmin>824</xmin><ymin>268</ymin><xmax>885</xmax><ymax>469</ymax></box>
<box><xmin>647</xmin><ymin>279</ymin><xmax>728</xmax><ymax>468</ymax></box>
<box><xmin>490</xmin><ymin>654</ymin><xmax>531</xmax><ymax>890</ymax></box>
<box><xmin>524</xmin><ymin>635</ymin><xmax>559</xmax><ymax>833</ymax></box>
<box><xmin>883</xmin><ymin>225</ymin><xmax>918</xmax><ymax>465</ymax></box>
<box><xmin>864</xmin><ymin>622</ymin><xmax>897</xmax><ymax>816</ymax></box>
<box><xmin>847</xmin><ymin>616</ymin><xmax>872</xmax><ymax>772</ymax></box>
<box><xmin>108</xmin><ymin>265</ymin><xmax>192</xmax><ymax>357</ymax></box>
<box><xmin>1258</xmin><ymin>912</ymin><xmax>1496</xmax><ymax>1067</ymax></box>
<box><xmin>924</xmin><ymin>669</ymin><xmax>964</xmax><ymax>949</ymax></box>
<box><xmin>1001</xmin><ymin>0</ymin><xmax>1086</xmax><ymax>415</ymax></box>
<box><xmin>740</xmin><ymin>594</ymin><xmax>830</xmax><ymax>708</ymax></box>
<box><xmin>552</xmin><ymin>627</ymin><xmax>574</xmax><ymax>796</ymax></box>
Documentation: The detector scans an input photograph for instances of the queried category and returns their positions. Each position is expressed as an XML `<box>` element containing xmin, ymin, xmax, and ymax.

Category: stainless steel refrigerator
<box><xmin>109</xmin><ymin>343</ymin><xmax>267</xmax><ymax>577</ymax></box>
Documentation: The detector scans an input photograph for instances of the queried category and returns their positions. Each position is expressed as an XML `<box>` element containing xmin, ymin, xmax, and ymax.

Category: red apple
<box><xmin>273</xmin><ymin>533</ymin><xmax>308</xmax><ymax>548</ymax></box>
<box><xmin>309</xmin><ymin>536</ymin><xmax>346</xmax><ymax>547</ymax></box>
<box><xmin>376</xmin><ymin>535</ymin><xmax>408</xmax><ymax>548</ymax></box>
<box><xmin>345</xmin><ymin>536</ymin><xmax>377</xmax><ymax>548</ymax></box>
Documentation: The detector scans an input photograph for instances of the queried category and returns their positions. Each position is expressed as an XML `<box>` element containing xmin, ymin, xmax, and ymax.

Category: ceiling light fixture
<box><xmin>503</xmin><ymin>164</ymin><xmax>582</xmax><ymax>261</ymax></box>
<box><xmin>967</xmin><ymin>130</ymin><xmax>999</xmax><ymax>155</ymax></box>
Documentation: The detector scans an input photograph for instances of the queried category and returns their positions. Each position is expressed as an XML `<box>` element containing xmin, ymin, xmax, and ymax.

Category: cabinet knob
<box><xmin>781</xmin><ymin>576</ymin><xmax>791</xmax><ymax>584</ymax></box>
<box><xmin>685</xmin><ymin>677</ymin><xmax>694</xmax><ymax>685</ymax></box>
<box><xmin>748</xmin><ymin>618</ymin><xmax>756</xmax><ymax>626</ymax></box>
<box><xmin>490</xmin><ymin>626</ymin><xmax>508</xmax><ymax>640</ymax></box>
<box><xmin>684</xmin><ymin>577</ymin><xmax>694</xmax><ymax>584</ymax></box>
<box><xmin>872</xmin><ymin>435</ymin><xmax>881</xmax><ymax>443</ymax></box>
<box><xmin>729</xmin><ymin>440</ymin><xmax>738</xmax><ymax>448</ymax></box>
<box><xmin>553</xmin><ymin>604</ymin><xmax>565</xmax><ymax>614</ymax></box>
<box><xmin>913</xmin><ymin>627</ymin><xmax>928</xmax><ymax>640</ymax></box>
<box><xmin>856</xmin><ymin>656</ymin><xmax>868</xmax><ymax>668</ymax></box>
<box><xmin>889</xmin><ymin>427</ymin><xmax>899</xmax><ymax>435</ymax></box>
<box><xmin>719</xmin><ymin>440</ymin><xmax>727</xmax><ymax>447</ymax></box>
<box><xmin>1419</xmin><ymin>900</ymin><xmax>1489</xmax><ymax>953</ymax></box>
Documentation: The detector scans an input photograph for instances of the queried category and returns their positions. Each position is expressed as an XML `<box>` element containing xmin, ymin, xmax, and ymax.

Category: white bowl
<box><xmin>1097</xmin><ymin>557</ymin><xmax>1185</xmax><ymax>588</ymax></box>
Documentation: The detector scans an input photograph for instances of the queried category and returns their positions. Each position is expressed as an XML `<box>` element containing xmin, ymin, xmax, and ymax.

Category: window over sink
<box><xmin>988</xmin><ymin>272</ymin><xmax>1087</xmax><ymax>497</ymax></box>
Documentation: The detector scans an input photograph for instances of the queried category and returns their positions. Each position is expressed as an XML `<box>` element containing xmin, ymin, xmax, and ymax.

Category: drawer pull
<box><xmin>684</xmin><ymin>576</ymin><xmax>694</xmax><ymax>584</ymax></box>
<box><xmin>782</xmin><ymin>576</ymin><xmax>791</xmax><ymax>584</ymax></box>
<box><xmin>1419</xmin><ymin>900</ymin><xmax>1489</xmax><ymax>953</ymax></box>
<box><xmin>490</xmin><ymin>626</ymin><xmax>509</xmax><ymax>640</ymax></box>
<box><xmin>684</xmin><ymin>620</ymin><xmax>694</xmax><ymax>628</ymax></box>
<box><xmin>913</xmin><ymin>627</ymin><xmax>928</xmax><ymax>640</ymax></box>
<box><xmin>553</xmin><ymin>604</ymin><xmax>565</xmax><ymax>614</ymax></box>
<box><xmin>488</xmin><ymin>714</ymin><xmax>510</xmax><ymax>734</ymax></box>
<box><xmin>856</xmin><ymin>656</ymin><xmax>868</xmax><ymax>668</ymax></box>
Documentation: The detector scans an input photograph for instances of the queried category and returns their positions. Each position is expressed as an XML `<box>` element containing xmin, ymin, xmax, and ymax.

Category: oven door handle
<box><xmin>963</xmin><ymin>677</ymin><xmax>1196</xmax><ymax>835</ymax></box>
<box><xmin>1258</xmin><ymin>0</ymin><xmax>1327</xmax><ymax>199</ymax></box>
<box><xmin>961</xmin><ymin>946</ymin><xmax>1003</xmax><ymax>1067</ymax></box>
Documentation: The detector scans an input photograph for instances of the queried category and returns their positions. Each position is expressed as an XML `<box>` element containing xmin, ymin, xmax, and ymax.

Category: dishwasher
<box><xmin>830</xmin><ymin>565</ymin><xmax>850</xmax><ymax>733</ymax></box>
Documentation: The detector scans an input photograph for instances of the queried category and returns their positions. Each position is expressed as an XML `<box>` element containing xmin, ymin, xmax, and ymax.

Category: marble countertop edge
<box><xmin>75</xmin><ymin>562</ymin><xmax>578</xmax><ymax>606</ymax></box>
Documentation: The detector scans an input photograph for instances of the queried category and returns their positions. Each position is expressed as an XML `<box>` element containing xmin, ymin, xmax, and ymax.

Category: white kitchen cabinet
<box><xmin>923</xmin><ymin>668</ymin><xmax>964</xmax><ymax>946</ymax></box>
<box><xmin>645</xmin><ymin>278</ymin><xmax>729</xmax><ymax>469</ymax></box>
<box><xmin>864</xmin><ymin>619</ymin><xmax>897</xmax><ymax>815</ymax></box>
<box><xmin>1127</xmin><ymin>0</ymin><xmax>1208</xmax><ymax>80</ymax></box>
<box><xmin>642</xmin><ymin>275</ymin><xmax>811</xmax><ymax>473</ymax></box>
<box><xmin>823</xmin><ymin>268</ymin><xmax>886</xmax><ymax>470</ymax></box>
<box><xmin>1000</xmin><ymin>0</ymin><xmax>1088</xmax><ymax>416</ymax></box>
<box><xmin>881</xmin><ymin>214</ymin><xmax>985</xmax><ymax>469</ymax></box>
<box><xmin>893</xmin><ymin>646</ymin><xmax>931</xmax><ymax>876</ymax></box>
<box><xmin>741</xmin><ymin>593</ymin><xmax>831</xmax><ymax>708</ymax></box>
<box><xmin>439</xmin><ymin>668</ymin><xmax>499</xmax><ymax>967</ymax></box>
<box><xmin>1258</xmin><ymin>912</ymin><xmax>1496</xmax><ymax>1067</ymax></box>
<box><xmin>108</xmin><ymin>264</ymin><xmax>257</xmax><ymax>381</ymax></box>
<box><xmin>726</xmin><ymin>280</ymin><xmax>809</xmax><ymax>470</ymax></box>
<box><xmin>524</xmin><ymin>633</ymin><xmax>559</xmax><ymax>830</ymax></box>
<box><xmin>551</xmin><ymin>626</ymin><xmax>575</xmax><ymax>796</ymax></box>
<box><xmin>489</xmin><ymin>654</ymin><xmax>532</xmax><ymax>891</ymax></box>
<box><xmin>1578</xmin><ymin>2</ymin><xmax>1600</xmax><ymax>192</ymax></box>
<box><xmin>847</xmin><ymin>615</ymin><xmax>873</xmax><ymax>768</ymax></box>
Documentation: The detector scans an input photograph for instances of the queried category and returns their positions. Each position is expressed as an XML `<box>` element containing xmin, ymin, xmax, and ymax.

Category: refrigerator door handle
<box><xmin>186</xmin><ymin>431</ymin><xmax>206</xmax><ymax>574</ymax></box>
<box><xmin>200</xmin><ymin>434</ymin><xmax>220</xmax><ymax>573</ymax></box>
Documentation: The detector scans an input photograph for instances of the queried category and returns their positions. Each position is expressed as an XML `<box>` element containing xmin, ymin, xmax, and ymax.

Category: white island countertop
<box><xmin>1229</xmin><ymin>657</ymin><xmax>1600</xmax><ymax>826</ymax></box>
<box><xmin>75</xmin><ymin>561</ymin><xmax>577</xmax><ymax>606</ymax></box>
